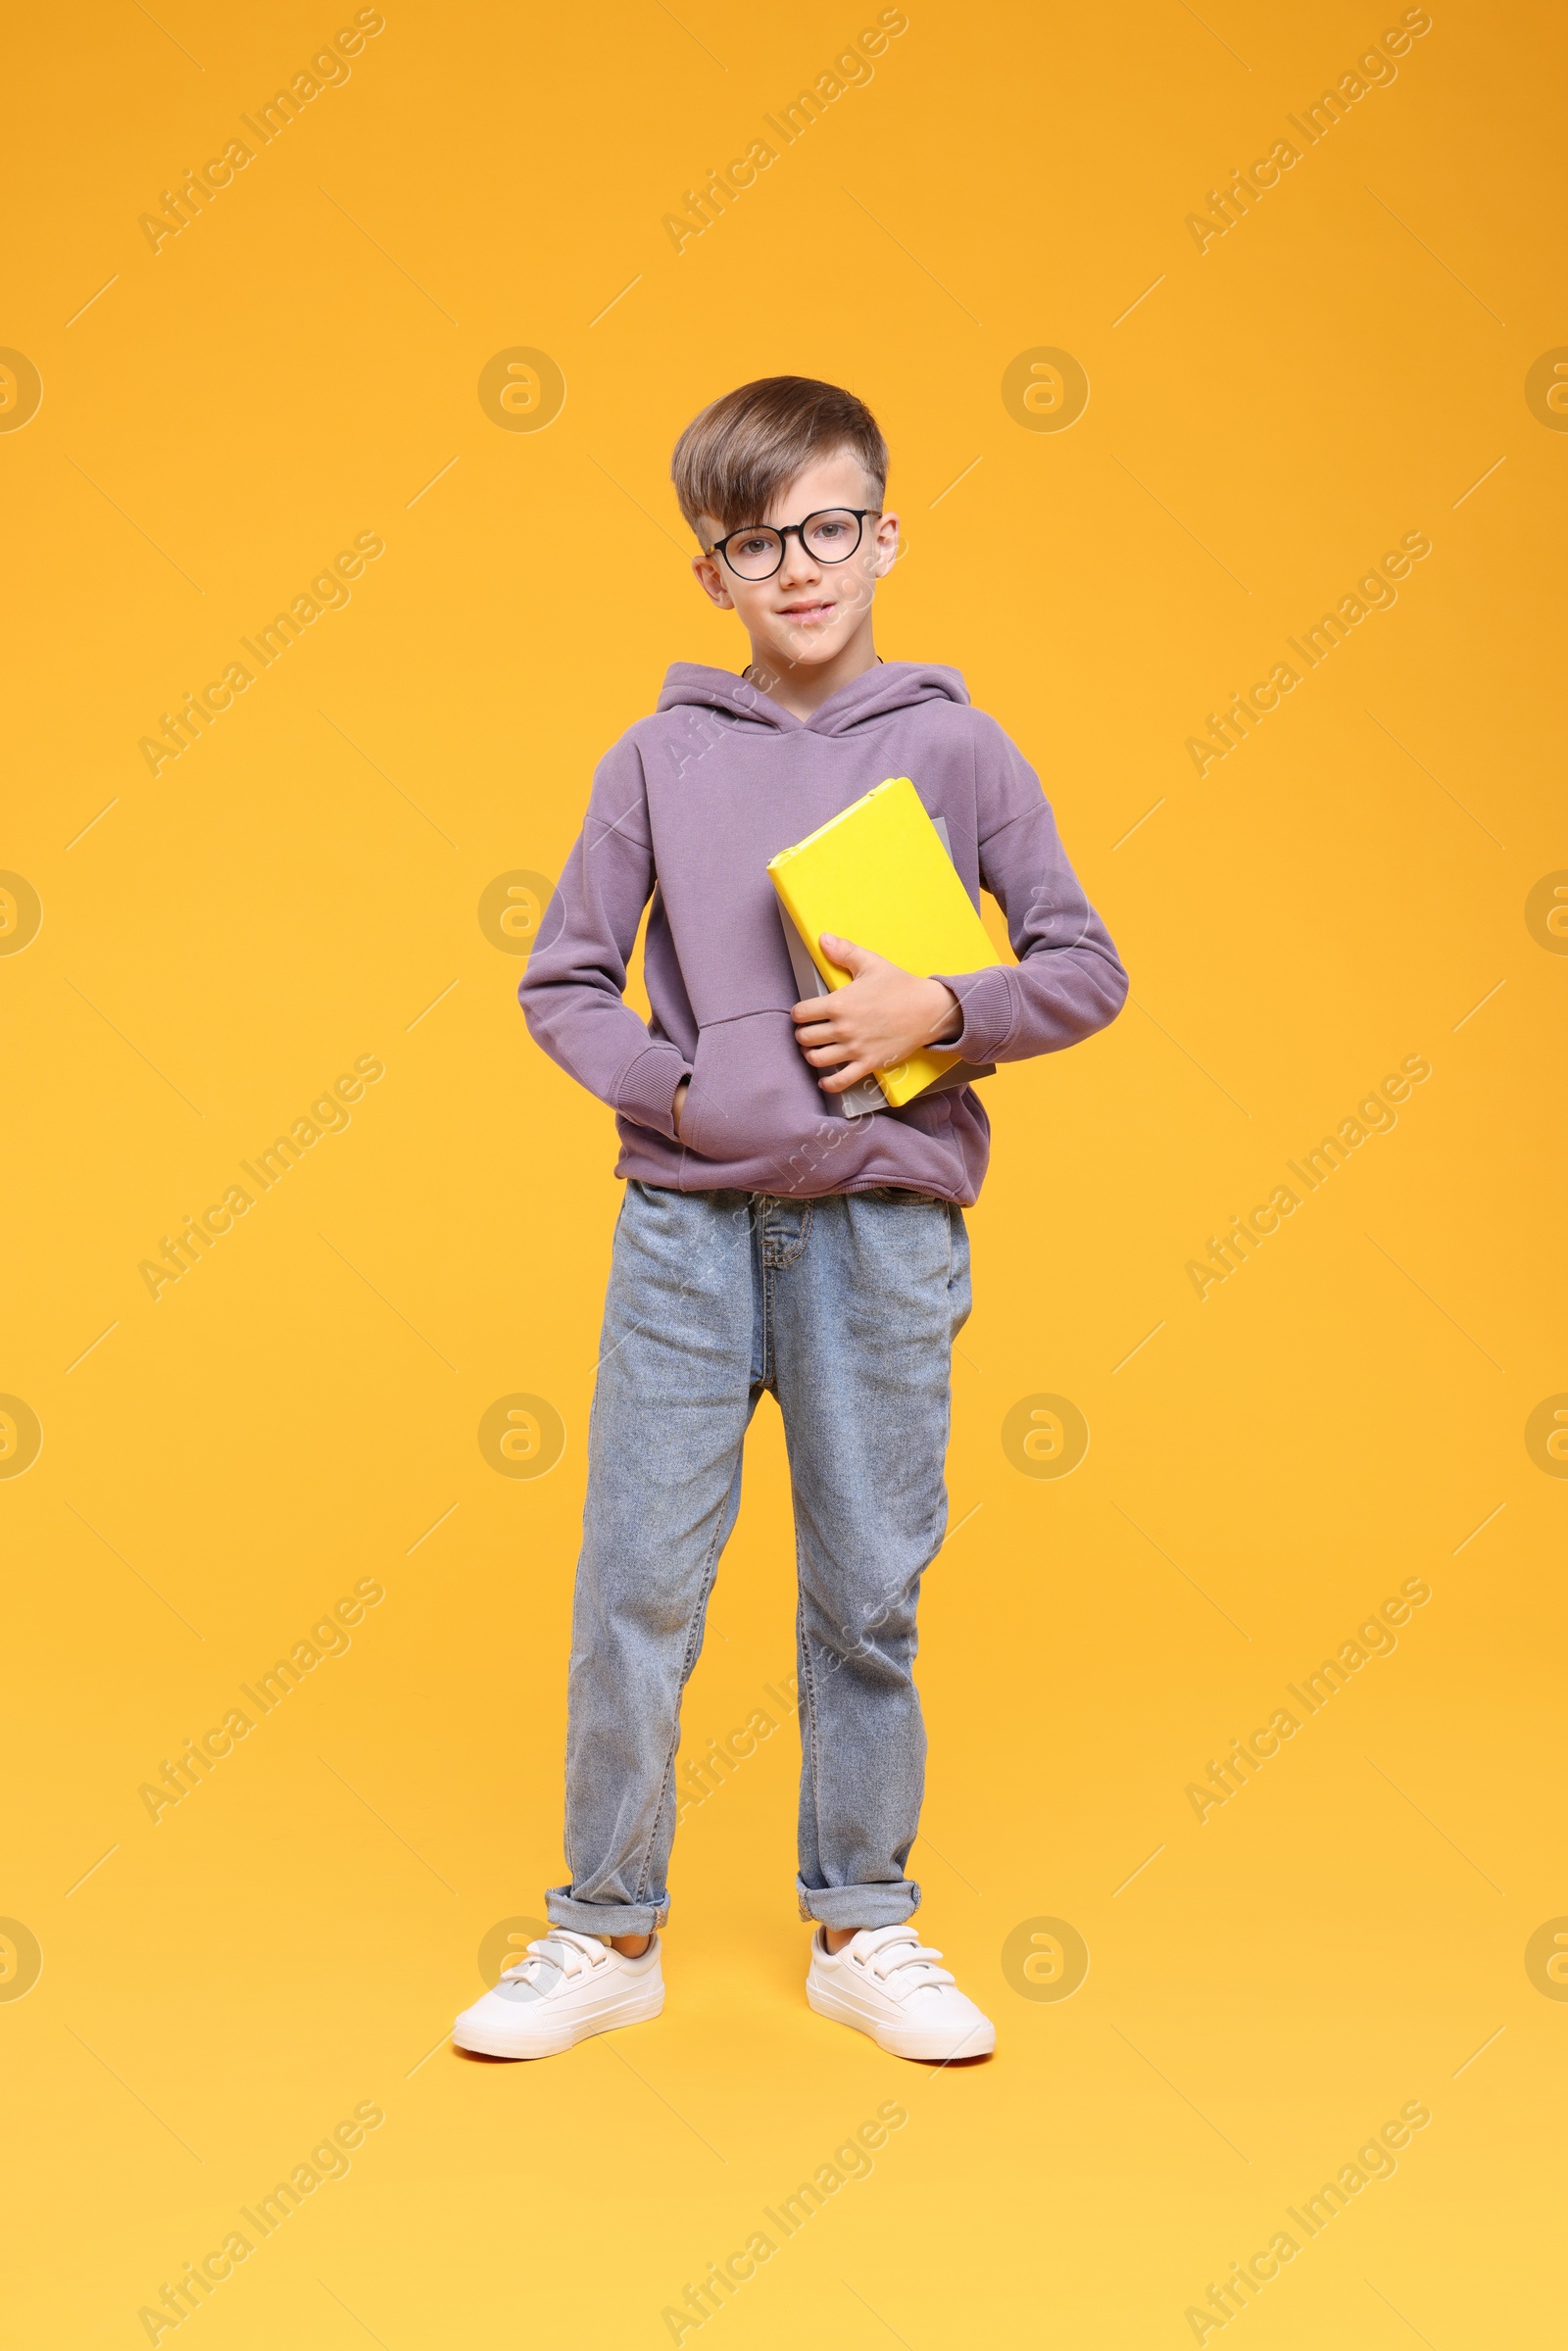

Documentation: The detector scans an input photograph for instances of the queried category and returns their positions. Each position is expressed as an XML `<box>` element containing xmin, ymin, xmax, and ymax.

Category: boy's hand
<box><xmin>672</xmin><ymin>1076</ymin><xmax>689</xmax><ymax>1137</ymax></box>
<box><xmin>790</xmin><ymin>934</ymin><xmax>962</xmax><ymax>1094</ymax></box>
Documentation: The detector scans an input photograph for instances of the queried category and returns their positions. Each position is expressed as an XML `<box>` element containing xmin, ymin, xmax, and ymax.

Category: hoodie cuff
<box><xmin>931</xmin><ymin>968</ymin><xmax>1017</xmax><ymax>1063</ymax></box>
<box><xmin>612</xmin><ymin>1041</ymin><xmax>692</xmax><ymax>1139</ymax></box>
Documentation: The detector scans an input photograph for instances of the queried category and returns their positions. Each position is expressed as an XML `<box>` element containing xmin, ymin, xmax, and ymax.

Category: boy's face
<box><xmin>691</xmin><ymin>450</ymin><xmax>900</xmax><ymax>675</ymax></box>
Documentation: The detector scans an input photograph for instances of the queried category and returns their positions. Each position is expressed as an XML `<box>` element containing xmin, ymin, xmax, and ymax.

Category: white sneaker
<box><xmin>452</xmin><ymin>1929</ymin><xmax>663</xmax><ymax>2059</ymax></box>
<box><xmin>807</xmin><ymin>1924</ymin><xmax>996</xmax><ymax>2061</ymax></box>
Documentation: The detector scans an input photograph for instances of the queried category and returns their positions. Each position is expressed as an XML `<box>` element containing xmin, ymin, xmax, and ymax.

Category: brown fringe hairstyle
<box><xmin>670</xmin><ymin>376</ymin><xmax>888</xmax><ymax>546</ymax></box>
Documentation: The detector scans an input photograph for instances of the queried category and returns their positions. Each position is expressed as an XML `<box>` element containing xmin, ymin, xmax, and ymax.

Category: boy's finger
<box><xmin>792</xmin><ymin>1021</ymin><xmax>852</xmax><ymax>1060</ymax></box>
<box><xmin>817</xmin><ymin>932</ymin><xmax>872</xmax><ymax>974</ymax></box>
<box><xmin>790</xmin><ymin>993</ymin><xmax>838</xmax><ymax>1022</ymax></box>
<box><xmin>819</xmin><ymin>1059</ymin><xmax>872</xmax><ymax>1092</ymax></box>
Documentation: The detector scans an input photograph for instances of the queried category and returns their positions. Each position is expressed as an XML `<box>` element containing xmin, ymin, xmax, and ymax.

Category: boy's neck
<box><xmin>743</xmin><ymin>627</ymin><xmax>880</xmax><ymax>721</ymax></box>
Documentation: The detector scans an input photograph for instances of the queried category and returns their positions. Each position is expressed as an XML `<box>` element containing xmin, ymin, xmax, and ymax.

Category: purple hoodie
<box><xmin>518</xmin><ymin>661</ymin><xmax>1127</xmax><ymax>1205</ymax></box>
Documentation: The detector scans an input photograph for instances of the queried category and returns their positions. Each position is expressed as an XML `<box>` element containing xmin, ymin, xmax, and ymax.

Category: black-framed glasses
<box><xmin>708</xmin><ymin>508</ymin><xmax>879</xmax><ymax>582</ymax></box>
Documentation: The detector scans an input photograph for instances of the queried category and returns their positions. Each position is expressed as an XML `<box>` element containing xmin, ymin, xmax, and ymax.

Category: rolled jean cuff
<box><xmin>546</xmin><ymin>1884</ymin><xmax>669</xmax><ymax>1936</ymax></box>
<box><xmin>796</xmin><ymin>1875</ymin><xmax>921</xmax><ymax>1930</ymax></box>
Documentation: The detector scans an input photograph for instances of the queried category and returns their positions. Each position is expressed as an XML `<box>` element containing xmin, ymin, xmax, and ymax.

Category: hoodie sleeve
<box><xmin>932</xmin><ymin>713</ymin><xmax>1128</xmax><ymax>1062</ymax></box>
<box><xmin>516</xmin><ymin>735</ymin><xmax>691</xmax><ymax>1139</ymax></box>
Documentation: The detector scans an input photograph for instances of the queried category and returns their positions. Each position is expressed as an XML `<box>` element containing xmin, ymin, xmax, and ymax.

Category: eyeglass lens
<box><xmin>722</xmin><ymin>510</ymin><xmax>864</xmax><ymax>579</ymax></box>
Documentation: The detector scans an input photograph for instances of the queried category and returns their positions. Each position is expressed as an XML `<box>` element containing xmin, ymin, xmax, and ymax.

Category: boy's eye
<box><xmin>802</xmin><ymin>514</ymin><xmax>862</xmax><ymax>557</ymax></box>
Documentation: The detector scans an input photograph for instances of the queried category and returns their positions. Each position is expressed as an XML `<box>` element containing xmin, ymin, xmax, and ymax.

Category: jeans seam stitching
<box><xmin>629</xmin><ymin>1481</ymin><xmax>733</xmax><ymax>1907</ymax></box>
<box><xmin>775</xmin><ymin>1198</ymin><xmax>812</xmax><ymax>1268</ymax></box>
<box><xmin>796</xmin><ymin>1586</ymin><xmax>824</xmax><ymax>1914</ymax></box>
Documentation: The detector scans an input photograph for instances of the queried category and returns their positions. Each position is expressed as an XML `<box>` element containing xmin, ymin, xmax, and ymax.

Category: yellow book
<box><xmin>767</xmin><ymin>776</ymin><xmax>1006</xmax><ymax>1108</ymax></box>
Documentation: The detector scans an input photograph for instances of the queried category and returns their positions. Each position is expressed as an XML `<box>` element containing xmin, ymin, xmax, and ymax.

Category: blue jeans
<box><xmin>546</xmin><ymin>1180</ymin><xmax>972</xmax><ymax>1935</ymax></box>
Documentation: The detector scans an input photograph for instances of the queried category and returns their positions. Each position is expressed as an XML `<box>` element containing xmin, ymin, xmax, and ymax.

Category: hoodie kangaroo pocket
<box><xmin>678</xmin><ymin>1011</ymin><xmax>827</xmax><ymax>1162</ymax></box>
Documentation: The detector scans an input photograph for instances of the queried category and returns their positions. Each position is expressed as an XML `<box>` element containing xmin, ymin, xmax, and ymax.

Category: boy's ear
<box><xmin>870</xmin><ymin>509</ymin><xmax>901</xmax><ymax>576</ymax></box>
<box><xmin>691</xmin><ymin>548</ymin><xmax>734</xmax><ymax>609</ymax></box>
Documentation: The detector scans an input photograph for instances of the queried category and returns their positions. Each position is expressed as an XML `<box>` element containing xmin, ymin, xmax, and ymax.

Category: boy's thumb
<box><xmin>818</xmin><ymin>932</ymin><xmax>870</xmax><ymax>973</ymax></box>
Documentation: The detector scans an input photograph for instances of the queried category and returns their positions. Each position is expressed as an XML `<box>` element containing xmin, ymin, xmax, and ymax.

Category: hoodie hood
<box><xmin>656</xmin><ymin>660</ymin><xmax>970</xmax><ymax>737</ymax></box>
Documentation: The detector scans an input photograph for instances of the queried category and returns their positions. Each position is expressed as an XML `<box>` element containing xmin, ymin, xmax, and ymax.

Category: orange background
<box><xmin>4</xmin><ymin>0</ymin><xmax>1565</xmax><ymax>2342</ymax></box>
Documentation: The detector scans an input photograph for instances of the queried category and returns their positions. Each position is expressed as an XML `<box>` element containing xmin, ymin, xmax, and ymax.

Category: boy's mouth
<box><xmin>776</xmin><ymin>600</ymin><xmax>837</xmax><ymax>623</ymax></box>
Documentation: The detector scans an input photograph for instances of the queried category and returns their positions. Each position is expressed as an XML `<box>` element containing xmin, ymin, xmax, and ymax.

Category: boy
<box><xmin>453</xmin><ymin>376</ymin><xmax>1126</xmax><ymax>2064</ymax></box>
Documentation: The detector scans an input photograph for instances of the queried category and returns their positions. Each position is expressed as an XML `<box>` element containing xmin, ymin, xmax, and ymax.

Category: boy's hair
<box><xmin>671</xmin><ymin>376</ymin><xmax>888</xmax><ymax>545</ymax></box>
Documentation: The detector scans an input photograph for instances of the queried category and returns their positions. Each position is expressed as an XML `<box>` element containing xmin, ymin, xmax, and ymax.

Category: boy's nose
<box><xmin>775</xmin><ymin>534</ymin><xmax>821</xmax><ymax>589</ymax></box>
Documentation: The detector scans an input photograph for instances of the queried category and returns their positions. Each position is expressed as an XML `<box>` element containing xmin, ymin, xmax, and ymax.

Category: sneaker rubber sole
<box><xmin>453</xmin><ymin>1981</ymin><xmax>665</xmax><ymax>2060</ymax></box>
<box><xmin>807</xmin><ymin>1976</ymin><xmax>996</xmax><ymax>2062</ymax></box>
